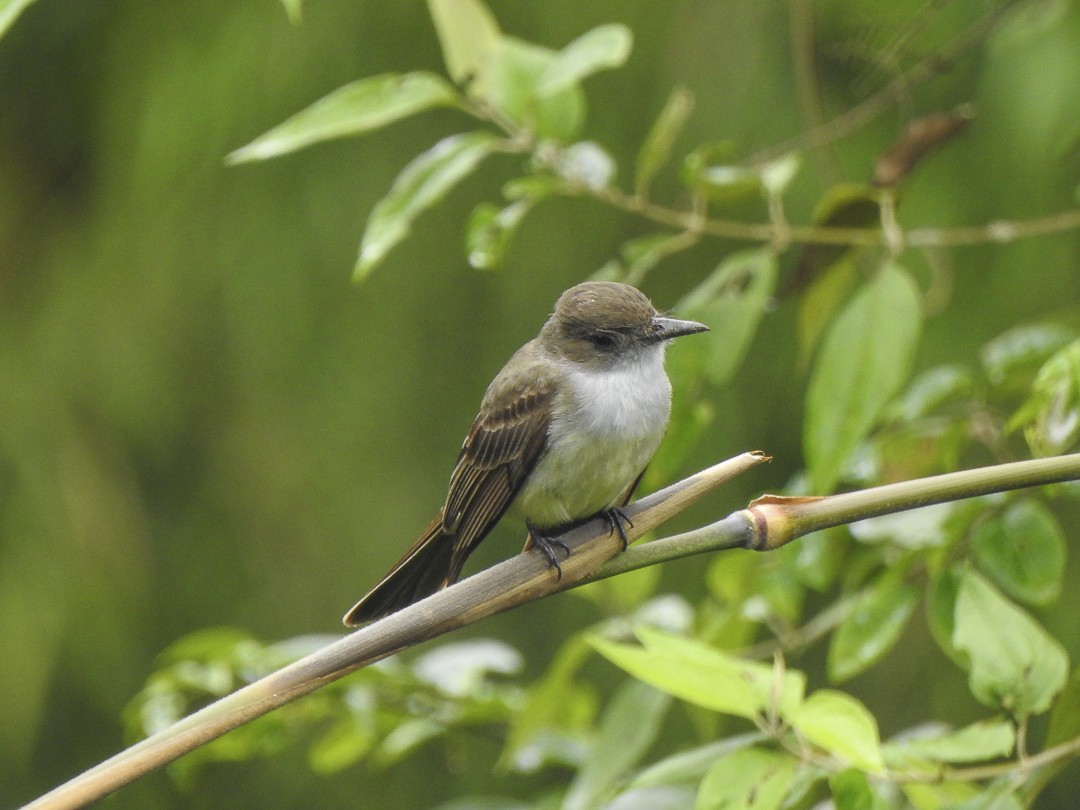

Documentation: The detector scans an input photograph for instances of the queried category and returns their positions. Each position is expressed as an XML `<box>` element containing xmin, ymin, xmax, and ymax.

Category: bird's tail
<box><xmin>342</xmin><ymin>513</ymin><xmax>461</xmax><ymax>626</ymax></box>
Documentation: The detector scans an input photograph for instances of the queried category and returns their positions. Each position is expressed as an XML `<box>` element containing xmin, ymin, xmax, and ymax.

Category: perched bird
<box><xmin>343</xmin><ymin>281</ymin><xmax>708</xmax><ymax>625</ymax></box>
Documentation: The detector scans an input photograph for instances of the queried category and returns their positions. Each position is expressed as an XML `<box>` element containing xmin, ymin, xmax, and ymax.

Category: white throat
<box><xmin>512</xmin><ymin>343</ymin><xmax>672</xmax><ymax>529</ymax></box>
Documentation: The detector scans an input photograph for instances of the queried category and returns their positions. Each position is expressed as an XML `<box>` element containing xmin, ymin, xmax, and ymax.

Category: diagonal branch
<box><xmin>21</xmin><ymin>453</ymin><xmax>768</xmax><ymax>810</ymax></box>
<box><xmin>22</xmin><ymin>451</ymin><xmax>1080</xmax><ymax>809</ymax></box>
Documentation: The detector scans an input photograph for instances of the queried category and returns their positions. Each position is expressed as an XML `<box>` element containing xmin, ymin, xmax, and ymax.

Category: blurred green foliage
<box><xmin>3</xmin><ymin>0</ymin><xmax>1080</xmax><ymax>808</ymax></box>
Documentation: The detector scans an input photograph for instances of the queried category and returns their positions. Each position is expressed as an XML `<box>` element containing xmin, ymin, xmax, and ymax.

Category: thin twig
<box><xmin>750</xmin><ymin>0</ymin><xmax>1024</xmax><ymax>164</ymax></box>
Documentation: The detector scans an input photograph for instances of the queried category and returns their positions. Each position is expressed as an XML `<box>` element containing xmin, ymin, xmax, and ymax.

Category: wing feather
<box><xmin>442</xmin><ymin>381</ymin><xmax>553</xmax><ymax>558</ymax></box>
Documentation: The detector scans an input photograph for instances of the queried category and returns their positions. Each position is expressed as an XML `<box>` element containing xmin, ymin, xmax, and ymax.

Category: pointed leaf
<box><xmin>682</xmin><ymin>142</ymin><xmax>762</xmax><ymax>205</ymax></box>
<box><xmin>554</xmin><ymin>141</ymin><xmax>616</xmax><ymax>191</ymax></box>
<box><xmin>427</xmin><ymin>0</ymin><xmax>502</xmax><ymax>89</ymax></box>
<box><xmin>1009</xmin><ymin>338</ymin><xmax>1080</xmax><ymax>456</ymax></box>
<box><xmin>635</xmin><ymin>87</ymin><xmax>694</xmax><ymax>197</ymax></box>
<box><xmin>278</xmin><ymin>0</ymin><xmax>302</xmax><ymax>24</ymax></box>
<box><xmin>589</xmin><ymin>636</ymin><xmax>759</xmax><ymax>719</ymax></box>
<box><xmin>0</xmin><ymin>0</ymin><xmax>37</xmax><ymax>40</ymax></box>
<box><xmin>789</xmin><ymin>690</ymin><xmax>885</xmax><ymax>773</ymax></box>
<box><xmin>979</xmin><ymin>324</ymin><xmax>1076</xmax><ymax>389</ymax></box>
<box><xmin>676</xmin><ymin>249</ymin><xmax>778</xmax><ymax>386</ymax></box>
<box><xmin>695</xmin><ymin>749</ymin><xmax>796</xmax><ymax>810</ymax></box>
<box><xmin>830</xmin><ymin>769</ymin><xmax>888</xmax><ymax>810</ymax></box>
<box><xmin>898</xmin><ymin>719</ymin><xmax>1015</xmax><ymax>763</ymax></box>
<box><xmin>637</xmin><ymin>627</ymin><xmax>806</xmax><ymax>719</ymax></box>
<box><xmin>758</xmin><ymin>153</ymin><xmax>802</xmax><ymax>198</ymax></box>
<box><xmin>828</xmin><ymin>571</ymin><xmax>918</xmax><ymax>682</ymax></box>
<box><xmin>500</xmin><ymin>636</ymin><xmax>596</xmax><ymax>772</ymax></box>
<box><xmin>629</xmin><ymin>733</ymin><xmax>766</xmax><ymax>789</ymax></box>
<box><xmin>953</xmin><ymin>570</ymin><xmax>1068</xmax><ymax>716</ymax></box>
<box><xmin>537</xmin><ymin>23</ymin><xmax>632</xmax><ymax>97</ymax></box>
<box><xmin>790</xmin><ymin>183</ymin><xmax>881</xmax><ymax>301</ymax></box>
<box><xmin>927</xmin><ymin>567</ymin><xmax>966</xmax><ymax>667</ymax></box>
<box><xmin>486</xmin><ymin>36</ymin><xmax>585</xmax><ymax>141</ymax></box>
<box><xmin>948</xmin><ymin>784</ymin><xmax>1024</xmax><ymax>810</ymax></box>
<box><xmin>885</xmin><ymin>365</ymin><xmax>975</xmax><ymax>423</ymax></box>
<box><xmin>1047</xmin><ymin>668</ymin><xmax>1080</xmax><ymax>747</ymax></box>
<box><xmin>795</xmin><ymin>256</ymin><xmax>859</xmax><ymax>371</ymax></box>
<box><xmin>972</xmin><ymin>499</ymin><xmax>1066</xmax><ymax>606</ymax></box>
<box><xmin>466</xmin><ymin>200</ymin><xmax>531</xmax><ymax>270</ymax></box>
<box><xmin>805</xmin><ymin>263</ymin><xmax>922</xmax><ymax>492</ymax></box>
<box><xmin>563</xmin><ymin>681</ymin><xmax>669</xmax><ymax>810</ymax></box>
<box><xmin>354</xmin><ymin>131</ymin><xmax>499</xmax><ymax>280</ymax></box>
<box><xmin>590</xmin><ymin>628</ymin><xmax>805</xmax><ymax>721</ymax></box>
<box><xmin>227</xmin><ymin>73</ymin><xmax>461</xmax><ymax>164</ymax></box>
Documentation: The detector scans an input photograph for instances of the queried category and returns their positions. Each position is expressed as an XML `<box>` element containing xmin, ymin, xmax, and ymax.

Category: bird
<box><xmin>342</xmin><ymin>281</ymin><xmax>708</xmax><ymax>625</ymax></box>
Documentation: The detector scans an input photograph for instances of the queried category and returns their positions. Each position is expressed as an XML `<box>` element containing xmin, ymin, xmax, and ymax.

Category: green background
<box><xmin>2</xmin><ymin>1</ymin><xmax>1079</xmax><ymax>807</ymax></box>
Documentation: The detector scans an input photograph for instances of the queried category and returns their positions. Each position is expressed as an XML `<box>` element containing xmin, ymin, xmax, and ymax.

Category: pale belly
<box><xmin>512</xmin><ymin>353</ymin><xmax>671</xmax><ymax>529</ymax></box>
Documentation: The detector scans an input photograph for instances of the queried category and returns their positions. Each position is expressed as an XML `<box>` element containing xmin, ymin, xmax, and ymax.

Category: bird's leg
<box><xmin>602</xmin><ymin>507</ymin><xmax>634</xmax><ymax>550</ymax></box>
<box><xmin>525</xmin><ymin>522</ymin><xmax>571</xmax><ymax>581</ymax></box>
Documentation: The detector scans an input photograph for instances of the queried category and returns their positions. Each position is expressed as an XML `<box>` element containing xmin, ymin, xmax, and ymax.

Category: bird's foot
<box><xmin>526</xmin><ymin>522</ymin><xmax>571</xmax><ymax>581</ymax></box>
<box><xmin>602</xmin><ymin>507</ymin><xmax>634</xmax><ymax>550</ymax></box>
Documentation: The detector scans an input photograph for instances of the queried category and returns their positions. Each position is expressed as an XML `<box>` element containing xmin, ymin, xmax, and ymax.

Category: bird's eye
<box><xmin>588</xmin><ymin>332</ymin><xmax>617</xmax><ymax>350</ymax></box>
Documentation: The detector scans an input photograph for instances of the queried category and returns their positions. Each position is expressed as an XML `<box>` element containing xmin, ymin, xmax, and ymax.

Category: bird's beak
<box><xmin>650</xmin><ymin>315</ymin><xmax>709</xmax><ymax>342</ymax></box>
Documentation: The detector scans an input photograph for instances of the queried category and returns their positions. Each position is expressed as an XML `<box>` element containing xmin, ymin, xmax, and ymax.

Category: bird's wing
<box><xmin>441</xmin><ymin>378</ymin><xmax>554</xmax><ymax>580</ymax></box>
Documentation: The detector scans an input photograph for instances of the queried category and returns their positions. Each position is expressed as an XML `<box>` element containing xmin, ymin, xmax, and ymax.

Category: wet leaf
<box><xmin>227</xmin><ymin>73</ymin><xmax>460</xmax><ymax>164</ymax></box>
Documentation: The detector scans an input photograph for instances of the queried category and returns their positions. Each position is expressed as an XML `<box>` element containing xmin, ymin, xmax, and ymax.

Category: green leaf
<box><xmin>466</xmin><ymin>200</ymin><xmax>531</xmax><ymax>270</ymax></box>
<box><xmin>354</xmin><ymin>131</ymin><xmax>499</xmax><ymax>280</ymax></box>
<box><xmin>682</xmin><ymin>143</ymin><xmax>762</xmax><ymax>205</ymax></box>
<box><xmin>948</xmin><ymin>783</ymin><xmax>1024</xmax><ymax>810</ymax></box>
<box><xmin>553</xmin><ymin>141</ymin><xmax>616</xmax><ymax>191</ymax></box>
<box><xmin>790</xmin><ymin>183</ymin><xmax>881</xmax><ymax>305</ymax></box>
<box><xmin>972</xmin><ymin>499</ymin><xmax>1066</xmax><ymax>606</ymax></box>
<box><xmin>848</xmin><ymin>502</ymin><xmax>954</xmax><ymax>550</ymax></box>
<box><xmin>643</xmin><ymin>397</ymin><xmax>714</xmax><ymax>490</ymax></box>
<box><xmin>500</xmin><ymin>636</ymin><xmax>596</xmax><ymax>772</ymax></box>
<box><xmin>795</xmin><ymin>256</ymin><xmax>859</xmax><ymax>372</ymax></box>
<box><xmin>635</xmin><ymin>87</ymin><xmax>694</xmax><ymax>197</ymax></box>
<box><xmin>1047</xmin><ymin>668</ymin><xmax>1080</xmax><ymax>747</ymax></box>
<box><xmin>790</xmin><ymin>528</ymin><xmax>847</xmax><ymax>592</ymax></box>
<box><xmin>676</xmin><ymin>249</ymin><xmax>778</xmax><ymax>386</ymax></box>
<box><xmin>0</xmin><ymin>0</ymin><xmax>37</xmax><ymax>40</ymax></box>
<box><xmin>979</xmin><ymin>324</ymin><xmax>1076</xmax><ymax>389</ymax></box>
<box><xmin>278</xmin><ymin>0</ymin><xmax>302</xmax><ymax>24</ymax></box>
<box><xmin>927</xmin><ymin>567</ymin><xmax>966</xmax><ymax>667</ymax></box>
<box><xmin>830</xmin><ymin>769</ymin><xmax>887</xmax><ymax>810</ymax></box>
<box><xmin>590</xmin><ymin>628</ymin><xmax>805</xmax><ymax>721</ymax></box>
<box><xmin>640</xmin><ymin>627</ymin><xmax>806</xmax><ymax>717</ymax></box>
<box><xmin>788</xmin><ymin>690</ymin><xmax>885</xmax><ymax>773</ymax></box>
<box><xmin>885</xmin><ymin>365</ymin><xmax>975</xmax><ymax>423</ymax></box>
<box><xmin>226</xmin><ymin>73</ymin><xmax>461</xmax><ymax>164</ymax></box>
<box><xmin>827</xmin><ymin>570</ymin><xmax>919</xmax><ymax>682</ymax></box>
<box><xmin>308</xmin><ymin>716</ymin><xmax>374</xmax><ymax>774</ymax></box>
<box><xmin>695</xmin><ymin>748</ymin><xmax>796</xmax><ymax>810</ymax></box>
<box><xmin>377</xmin><ymin>717</ymin><xmax>445</xmax><ymax>765</ymax></box>
<box><xmin>427</xmin><ymin>0</ymin><xmax>502</xmax><ymax>89</ymax></box>
<box><xmin>902</xmin><ymin>782</ymin><xmax>981</xmax><ymax>810</ymax></box>
<box><xmin>897</xmin><ymin>718</ymin><xmax>1015</xmax><ymax>763</ymax></box>
<box><xmin>589</xmin><ymin>636</ymin><xmax>757</xmax><ymax>719</ymax></box>
<box><xmin>758</xmin><ymin>153</ymin><xmax>802</xmax><ymax>198</ymax></box>
<box><xmin>1008</xmin><ymin>338</ymin><xmax>1080</xmax><ymax>456</ymax></box>
<box><xmin>537</xmin><ymin>23</ymin><xmax>632</xmax><ymax>97</ymax></box>
<box><xmin>563</xmin><ymin>681</ymin><xmax>669</xmax><ymax>810</ymax></box>
<box><xmin>411</xmin><ymin>639</ymin><xmax>522</xmax><ymax>697</ymax></box>
<box><xmin>952</xmin><ymin>569</ymin><xmax>1069</xmax><ymax>716</ymax></box>
<box><xmin>629</xmin><ymin>733</ymin><xmax>766</xmax><ymax>789</ymax></box>
<box><xmin>805</xmin><ymin>262</ymin><xmax>922</xmax><ymax>492</ymax></box>
<box><xmin>486</xmin><ymin>36</ymin><xmax>585</xmax><ymax>141</ymax></box>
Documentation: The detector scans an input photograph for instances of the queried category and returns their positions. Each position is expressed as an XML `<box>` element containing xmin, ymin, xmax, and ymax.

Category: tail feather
<box><xmin>343</xmin><ymin>514</ymin><xmax>459</xmax><ymax>626</ymax></box>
